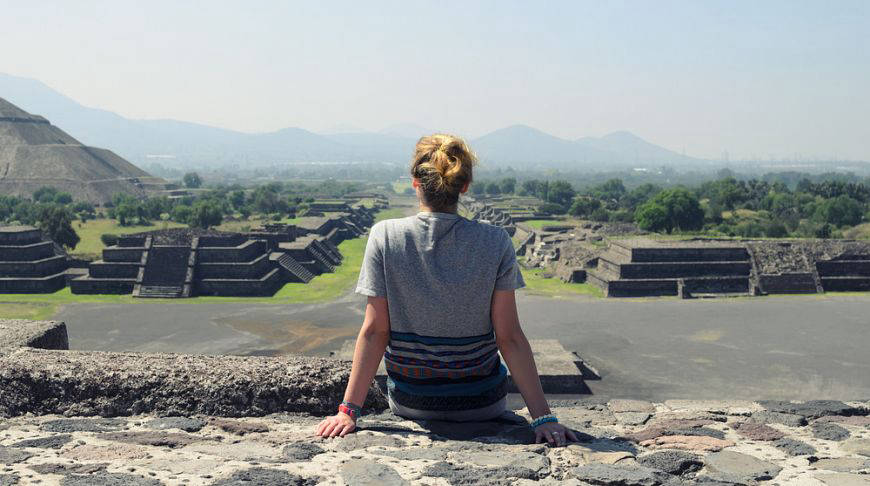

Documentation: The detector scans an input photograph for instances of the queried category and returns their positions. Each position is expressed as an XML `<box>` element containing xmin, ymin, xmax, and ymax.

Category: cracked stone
<box><xmin>11</xmin><ymin>434</ymin><xmax>72</xmax><ymax>449</ymax></box>
<box><xmin>145</xmin><ymin>417</ymin><xmax>206</xmax><ymax>433</ymax></box>
<box><xmin>773</xmin><ymin>437</ymin><xmax>817</xmax><ymax>456</ymax></box>
<box><xmin>340</xmin><ymin>459</ymin><xmax>408</xmax><ymax>486</ymax></box>
<box><xmin>703</xmin><ymin>450</ymin><xmax>782</xmax><ymax>483</ymax></box>
<box><xmin>571</xmin><ymin>463</ymin><xmax>670</xmax><ymax>486</ymax></box>
<box><xmin>812</xmin><ymin>422</ymin><xmax>851</xmax><ymax>441</ymax></box>
<box><xmin>731</xmin><ymin>421</ymin><xmax>785</xmax><ymax>441</ymax></box>
<box><xmin>210</xmin><ymin>467</ymin><xmax>318</xmax><ymax>486</ymax></box>
<box><xmin>637</xmin><ymin>450</ymin><xmax>704</xmax><ymax>475</ymax></box>
<box><xmin>608</xmin><ymin>399</ymin><xmax>655</xmax><ymax>414</ymax></box>
<box><xmin>281</xmin><ymin>442</ymin><xmax>325</xmax><ymax>461</ymax></box>
<box><xmin>615</xmin><ymin>412</ymin><xmax>651</xmax><ymax>426</ymax></box>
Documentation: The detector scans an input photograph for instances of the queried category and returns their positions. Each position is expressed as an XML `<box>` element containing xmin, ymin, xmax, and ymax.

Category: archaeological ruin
<box><xmin>0</xmin><ymin>226</ymin><xmax>69</xmax><ymax>293</ymax></box>
<box><xmin>69</xmin><ymin>206</ymin><xmax>376</xmax><ymax>298</ymax></box>
<box><xmin>0</xmin><ymin>97</ymin><xmax>182</xmax><ymax>204</ymax></box>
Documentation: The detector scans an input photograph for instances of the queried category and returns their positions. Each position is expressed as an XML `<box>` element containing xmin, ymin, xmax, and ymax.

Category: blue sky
<box><xmin>1</xmin><ymin>0</ymin><xmax>868</xmax><ymax>160</ymax></box>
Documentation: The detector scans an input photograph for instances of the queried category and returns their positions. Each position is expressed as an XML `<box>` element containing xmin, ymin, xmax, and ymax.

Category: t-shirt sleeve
<box><xmin>494</xmin><ymin>231</ymin><xmax>526</xmax><ymax>291</ymax></box>
<box><xmin>355</xmin><ymin>223</ymin><xmax>387</xmax><ymax>297</ymax></box>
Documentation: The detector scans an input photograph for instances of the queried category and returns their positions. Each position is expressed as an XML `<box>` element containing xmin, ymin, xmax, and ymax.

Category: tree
<box><xmin>546</xmin><ymin>181</ymin><xmax>575</xmax><ymax>208</ymax></box>
<box><xmin>171</xmin><ymin>205</ymin><xmax>193</xmax><ymax>224</ymax></box>
<box><xmin>470</xmin><ymin>183</ymin><xmax>485</xmax><ymax>195</ymax></box>
<box><xmin>32</xmin><ymin>186</ymin><xmax>59</xmax><ymax>203</ymax></box>
<box><xmin>635</xmin><ymin>188</ymin><xmax>704</xmax><ymax>234</ymax></box>
<box><xmin>499</xmin><ymin>177</ymin><xmax>516</xmax><ymax>195</ymax></box>
<box><xmin>37</xmin><ymin>205</ymin><xmax>80</xmax><ymax>250</ymax></box>
<box><xmin>485</xmin><ymin>182</ymin><xmax>502</xmax><ymax>195</ymax></box>
<box><xmin>814</xmin><ymin>195</ymin><xmax>864</xmax><ymax>227</ymax></box>
<box><xmin>183</xmin><ymin>172</ymin><xmax>203</xmax><ymax>189</ymax></box>
<box><xmin>569</xmin><ymin>198</ymin><xmax>602</xmax><ymax>217</ymax></box>
<box><xmin>189</xmin><ymin>200</ymin><xmax>223</xmax><ymax>228</ymax></box>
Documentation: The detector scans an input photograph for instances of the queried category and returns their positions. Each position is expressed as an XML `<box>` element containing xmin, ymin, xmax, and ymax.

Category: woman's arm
<box><xmin>492</xmin><ymin>289</ymin><xmax>577</xmax><ymax>445</ymax></box>
<box><xmin>315</xmin><ymin>296</ymin><xmax>390</xmax><ymax>438</ymax></box>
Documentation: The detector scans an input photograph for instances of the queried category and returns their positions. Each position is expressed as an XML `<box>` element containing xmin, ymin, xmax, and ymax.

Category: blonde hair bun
<box><xmin>411</xmin><ymin>134</ymin><xmax>477</xmax><ymax>211</ymax></box>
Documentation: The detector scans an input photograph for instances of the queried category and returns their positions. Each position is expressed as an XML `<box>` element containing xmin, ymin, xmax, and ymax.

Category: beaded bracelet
<box><xmin>338</xmin><ymin>401</ymin><xmax>362</xmax><ymax>421</ymax></box>
<box><xmin>530</xmin><ymin>414</ymin><xmax>558</xmax><ymax>428</ymax></box>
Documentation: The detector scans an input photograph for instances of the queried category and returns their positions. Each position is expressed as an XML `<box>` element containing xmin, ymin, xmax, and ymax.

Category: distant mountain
<box><xmin>0</xmin><ymin>73</ymin><xmax>704</xmax><ymax>170</ymax></box>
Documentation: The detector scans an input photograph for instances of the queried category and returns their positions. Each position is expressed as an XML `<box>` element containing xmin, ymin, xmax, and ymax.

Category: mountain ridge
<box><xmin>0</xmin><ymin>72</ymin><xmax>703</xmax><ymax>169</ymax></box>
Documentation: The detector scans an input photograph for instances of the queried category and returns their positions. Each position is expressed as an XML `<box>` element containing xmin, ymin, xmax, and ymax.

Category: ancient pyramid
<box><xmin>0</xmin><ymin>97</ymin><xmax>171</xmax><ymax>204</ymax></box>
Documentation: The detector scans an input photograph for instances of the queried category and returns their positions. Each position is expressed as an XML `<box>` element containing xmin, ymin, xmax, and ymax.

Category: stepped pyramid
<box><xmin>0</xmin><ymin>97</ymin><xmax>171</xmax><ymax>204</ymax></box>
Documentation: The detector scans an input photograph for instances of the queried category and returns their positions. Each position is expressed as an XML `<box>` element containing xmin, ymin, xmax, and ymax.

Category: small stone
<box><xmin>0</xmin><ymin>446</ymin><xmax>32</xmax><ymax>465</ymax></box>
<box><xmin>40</xmin><ymin>419</ymin><xmax>123</xmax><ymax>433</ymax></box>
<box><xmin>281</xmin><ymin>442</ymin><xmax>324</xmax><ymax>461</ymax></box>
<box><xmin>732</xmin><ymin>421</ymin><xmax>786</xmax><ymax>441</ymax></box>
<box><xmin>571</xmin><ymin>463</ymin><xmax>669</xmax><ymax>486</ymax></box>
<box><xmin>340</xmin><ymin>459</ymin><xmax>408</xmax><ymax>486</ymax></box>
<box><xmin>758</xmin><ymin>400</ymin><xmax>863</xmax><ymax>419</ymax></box>
<box><xmin>637</xmin><ymin>450</ymin><xmax>704</xmax><ymax>475</ymax></box>
<box><xmin>751</xmin><ymin>411</ymin><xmax>808</xmax><ymax>427</ymax></box>
<box><xmin>623</xmin><ymin>419</ymin><xmax>719</xmax><ymax>442</ymax></box>
<box><xmin>813</xmin><ymin>458</ymin><xmax>870</xmax><ymax>472</ymax></box>
<box><xmin>608</xmin><ymin>399</ymin><xmax>655</xmax><ymax>413</ymax></box>
<box><xmin>11</xmin><ymin>434</ymin><xmax>72</xmax><ymax>449</ymax></box>
<box><xmin>61</xmin><ymin>443</ymin><xmax>150</xmax><ymax>461</ymax></box>
<box><xmin>96</xmin><ymin>431</ymin><xmax>209</xmax><ymax>448</ymax></box>
<box><xmin>639</xmin><ymin>435</ymin><xmax>735</xmax><ymax>452</ymax></box>
<box><xmin>703</xmin><ymin>450</ymin><xmax>782</xmax><ymax>483</ymax></box>
<box><xmin>146</xmin><ymin>417</ymin><xmax>206</xmax><ymax>433</ymax></box>
<box><xmin>816</xmin><ymin>473</ymin><xmax>870</xmax><ymax>485</ymax></box>
<box><xmin>816</xmin><ymin>416</ymin><xmax>870</xmax><ymax>427</ymax></box>
<box><xmin>840</xmin><ymin>438</ymin><xmax>870</xmax><ymax>457</ymax></box>
<box><xmin>29</xmin><ymin>463</ymin><xmax>108</xmax><ymax>475</ymax></box>
<box><xmin>773</xmin><ymin>437</ymin><xmax>817</xmax><ymax>456</ymax></box>
<box><xmin>459</xmin><ymin>450</ymin><xmax>549</xmax><ymax>476</ymax></box>
<box><xmin>812</xmin><ymin>422</ymin><xmax>851</xmax><ymax>441</ymax></box>
<box><xmin>424</xmin><ymin>460</ymin><xmax>541</xmax><ymax>483</ymax></box>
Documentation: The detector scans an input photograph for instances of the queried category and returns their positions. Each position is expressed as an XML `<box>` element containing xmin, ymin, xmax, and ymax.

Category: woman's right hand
<box><xmin>534</xmin><ymin>421</ymin><xmax>578</xmax><ymax>447</ymax></box>
<box><xmin>314</xmin><ymin>413</ymin><xmax>356</xmax><ymax>438</ymax></box>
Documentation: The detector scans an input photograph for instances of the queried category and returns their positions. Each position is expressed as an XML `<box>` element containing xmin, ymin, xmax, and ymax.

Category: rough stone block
<box><xmin>0</xmin><ymin>319</ymin><xmax>68</xmax><ymax>355</ymax></box>
<box><xmin>0</xmin><ymin>348</ymin><xmax>387</xmax><ymax>417</ymax></box>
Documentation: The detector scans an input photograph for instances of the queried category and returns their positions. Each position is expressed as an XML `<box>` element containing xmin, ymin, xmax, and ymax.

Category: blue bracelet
<box><xmin>531</xmin><ymin>414</ymin><xmax>558</xmax><ymax>428</ymax></box>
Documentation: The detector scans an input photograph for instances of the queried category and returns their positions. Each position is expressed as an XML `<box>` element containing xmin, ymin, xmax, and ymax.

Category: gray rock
<box><xmin>210</xmin><ymin>467</ymin><xmax>318</xmax><ymax>486</ymax></box>
<box><xmin>0</xmin><ymin>473</ymin><xmax>19</xmax><ymax>486</ymax></box>
<box><xmin>757</xmin><ymin>400</ymin><xmax>864</xmax><ymax>419</ymax></box>
<box><xmin>616</xmin><ymin>412</ymin><xmax>652</xmax><ymax>426</ymax></box>
<box><xmin>731</xmin><ymin>421</ymin><xmax>785</xmax><ymax>441</ymax></box>
<box><xmin>29</xmin><ymin>463</ymin><xmax>108</xmax><ymax>475</ymax></box>
<box><xmin>669</xmin><ymin>427</ymin><xmax>726</xmax><ymax>440</ymax></box>
<box><xmin>637</xmin><ymin>450</ymin><xmax>704</xmax><ymax>475</ymax></box>
<box><xmin>96</xmin><ymin>431</ymin><xmax>209</xmax><ymax>448</ymax></box>
<box><xmin>373</xmin><ymin>446</ymin><xmax>450</xmax><ymax>461</ymax></box>
<box><xmin>703</xmin><ymin>451</ymin><xmax>782</xmax><ymax>483</ymax></box>
<box><xmin>460</xmin><ymin>450</ymin><xmax>549</xmax><ymax>476</ymax></box>
<box><xmin>61</xmin><ymin>473</ymin><xmax>163</xmax><ymax>486</ymax></box>
<box><xmin>816</xmin><ymin>473</ymin><xmax>870</xmax><ymax>486</ymax></box>
<box><xmin>41</xmin><ymin>418</ymin><xmax>124</xmax><ymax>433</ymax></box>
<box><xmin>0</xmin><ymin>319</ymin><xmax>68</xmax><ymax>356</ymax></box>
<box><xmin>812</xmin><ymin>422</ymin><xmax>851</xmax><ymax>441</ymax></box>
<box><xmin>145</xmin><ymin>417</ymin><xmax>205</xmax><ymax>433</ymax></box>
<box><xmin>424</xmin><ymin>461</ymin><xmax>541</xmax><ymax>485</ymax></box>
<box><xmin>609</xmin><ymin>399</ymin><xmax>656</xmax><ymax>414</ymax></box>
<box><xmin>281</xmin><ymin>442</ymin><xmax>325</xmax><ymax>461</ymax></box>
<box><xmin>750</xmin><ymin>410</ymin><xmax>807</xmax><ymax>427</ymax></box>
<box><xmin>207</xmin><ymin>417</ymin><xmax>270</xmax><ymax>435</ymax></box>
<box><xmin>0</xmin><ymin>348</ymin><xmax>387</xmax><ymax>418</ymax></box>
<box><xmin>341</xmin><ymin>459</ymin><xmax>408</xmax><ymax>486</ymax></box>
<box><xmin>334</xmin><ymin>431</ymin><xmax>405</xmax><ymax>451</ymax></box>
<box><xmin>813</xmin><ymin>458</ymin><xmax>870</xmax><ymax>473</ymax></box>
<box><xmin>11</xmin><ymin>434</ymin><xmax>72</xmax><ymax>449</ymax></box>
<box><xmin>0</xmin><ymin>445</ymin><xmax>32</xmax><ymax>465</ymax></box>
<box><xmin>571</xmin><ymin>463</ymin><xmax>670</xmax><ymax>485</ymax></box>
<box><xmin>773</xmin><ymin>437</ymin><xmax>817</xmax><ymax>456</ymax></box>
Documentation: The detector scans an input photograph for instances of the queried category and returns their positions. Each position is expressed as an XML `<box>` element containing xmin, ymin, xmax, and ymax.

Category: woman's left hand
<box><xmin>314</xmin><ymin>413</ymin><xmax>356</xmax><ymax>438</ymax></box>
<box><xmin>534</xmin><ymin>422</ymin><xmax>578</xmax><ymax>447</ymax></box>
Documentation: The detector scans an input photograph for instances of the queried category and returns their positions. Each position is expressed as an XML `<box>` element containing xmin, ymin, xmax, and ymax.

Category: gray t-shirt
<box><xmin>355</xmin><ymin>211</ymin><xmax>525</xmax><ymax>338</ymax></box>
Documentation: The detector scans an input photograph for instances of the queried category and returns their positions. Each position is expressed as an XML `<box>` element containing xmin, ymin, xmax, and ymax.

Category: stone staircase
<box><xmin>137</xmin><ymin>285</ymin><xmax>184</xmax><ymax>298</ymax></box>
<box><xmin>135</xmin><ymin>246</ymin><xmax>191</xmax><ymax>299</ymax></box>
<box><xmin>588</xmin><ymin>239</ymin><xmax>752</xmax><ymax>298</ymax></box>
<box><xmin>817</xmin><ymin>255</ymin><xmax>870</xmax><ymax>291</ymax></box>
<box><xmin>276</xmin><ymin>253</ymin><xmax>315</xmax><ymax>283</ymax></box>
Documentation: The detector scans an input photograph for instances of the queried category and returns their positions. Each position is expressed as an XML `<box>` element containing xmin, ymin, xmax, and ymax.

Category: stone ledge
<box><xmin>0</xmin><ymin>319</ymin><xmax>68</xmax><ymax>355</ymax></box>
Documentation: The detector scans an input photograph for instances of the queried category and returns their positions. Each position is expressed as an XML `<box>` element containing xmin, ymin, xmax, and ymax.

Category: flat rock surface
<box><xmin>0</xmin><ymin>400</ymin><xmax>868</xmax><ymax>484</ymax></box>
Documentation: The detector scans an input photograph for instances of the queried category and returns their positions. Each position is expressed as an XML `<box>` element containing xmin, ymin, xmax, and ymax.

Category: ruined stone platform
<box><xmin>1</xmin><ymin>398</ymin><xmax>869</xmax><ymax>485</ymax></box>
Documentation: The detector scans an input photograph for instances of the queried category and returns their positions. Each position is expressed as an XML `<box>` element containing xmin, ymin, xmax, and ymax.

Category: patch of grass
<box><xmin>0</xmin><ymin>302</ymin><xmax>59</xmax><ymax>320</ymax></box>
<box><xmin>392</xmin><ymin>181</ymin><xmax>412</xmax><ymax>194</ymax></box>
<box><xmin>71</xmin><ymin>218</ymin><xmax>186</xmax><ymax>260</ymax></box>
<box><xmin>374</xmin><ymin>208</ymin><xmax>405</xmax><ymax>223</ymax></box>
<box><xmin>521</xmin><ymin>219</ymin><xmax>562</xmax><ymax>230</ymax></box>
<box><xmin>520</xmin><ymin>267</ymin><xmax>604</xmax><ymax>298</ymax></box>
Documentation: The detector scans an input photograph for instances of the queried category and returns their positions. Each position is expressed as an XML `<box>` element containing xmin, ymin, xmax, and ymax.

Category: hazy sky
<box><xmin>1</xmin><ymin>0</ymin><xmax>868</xmax><ymax>160</ymax></box>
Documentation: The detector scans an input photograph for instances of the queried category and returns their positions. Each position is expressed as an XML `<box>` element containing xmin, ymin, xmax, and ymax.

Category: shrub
<box><xmin>100</xmin><ymin>233</ymin><xmax>120</xmax><ymax>247</ymax></box>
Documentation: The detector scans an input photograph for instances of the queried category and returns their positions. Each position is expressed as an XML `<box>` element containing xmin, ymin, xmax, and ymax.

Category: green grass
<box><xmin>520</xmin><ymin>267</ymin><xmax>604</xmax><ymax>298</ymax></box>
<box><xmin>0</xmin><ymin>302</ymin><xmax>59</xmax><ymax>320</ymax></box>
<box><xmin>374</xmin><ymin>208</ymin><xmax>405</xmax><ymax>223</ymax></box>
<box><xmin>521</xmin><ymin>219</ymin><xmax>566</xmax><ymax>230</ymax></box>
<box><xmin>72</xmin><ymin>219</ymin><xmax>186</xmax><ymax>260</ymax></box>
